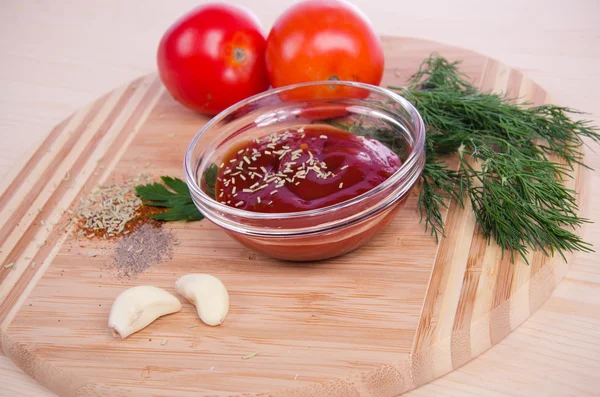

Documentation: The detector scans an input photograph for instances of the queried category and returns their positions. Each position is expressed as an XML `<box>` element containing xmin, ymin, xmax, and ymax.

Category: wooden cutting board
<box><xmin>0</xmin><ymin>36</ymin><xmax>583</xmax><ymax>397</ymax></box>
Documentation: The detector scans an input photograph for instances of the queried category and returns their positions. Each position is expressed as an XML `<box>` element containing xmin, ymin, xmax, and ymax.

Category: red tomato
<box><xmin>265</xmin><ymin>0</ymin><xmax>384</xmax><ymax>99</ymax></box>
<box><xmin>157</xmin><ymin>4</ymin><xmax>269</xmax><ymax>115</ymax></box>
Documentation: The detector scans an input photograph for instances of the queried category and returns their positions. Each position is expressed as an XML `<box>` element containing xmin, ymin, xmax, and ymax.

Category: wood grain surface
<box><xmin>0</xmin><ymin>36</ymin><xmax>594</xmax><ymax>396</ymax></box>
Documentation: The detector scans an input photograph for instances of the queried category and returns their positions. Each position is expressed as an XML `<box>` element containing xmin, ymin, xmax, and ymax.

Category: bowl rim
<box><xmin>183</xmin><ymin>80</ymin><xmax>426</xmax><ymax>221</ymax></box>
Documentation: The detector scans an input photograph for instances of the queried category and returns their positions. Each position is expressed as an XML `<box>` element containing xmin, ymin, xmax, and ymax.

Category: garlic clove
<box><xmin>108</xmin><ymin>285</ymin><xmax>181</xmax><ymax>339</ymax></box>
<box><xmin>175</xmin><ymin>274</ymin><xmax>229</xmax><ymax>326</ymax></box>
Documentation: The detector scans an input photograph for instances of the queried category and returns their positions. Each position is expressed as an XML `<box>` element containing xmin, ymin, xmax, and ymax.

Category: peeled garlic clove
<box><xmin>175</xmin><ymin>274</ymin><xmax>229</xmax><ymax>326</ymax></box>
<box><xmin>108</xmin><ymin>285</ymin><xmax>181</xmax><ymax>339</ymax></box>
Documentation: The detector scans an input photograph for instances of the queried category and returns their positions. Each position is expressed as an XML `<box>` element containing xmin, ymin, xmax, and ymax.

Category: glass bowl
<box><xmin>184</xmin><ymin>81</ymin><xmax>425</xmax><ymax>261</ymax></box>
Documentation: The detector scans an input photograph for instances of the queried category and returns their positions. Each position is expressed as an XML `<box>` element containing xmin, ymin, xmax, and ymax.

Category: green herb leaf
<box><xmin>203</xmin><ymin>164</ymin><xmax>219</xmax><ymax>199</ymax></box>
<box><xmin>135</xmin><ymin>177</ymin><xmax>204</xmax><ymax>222</ymax></box>
<box><xmin>161</xmin><ymin>175</ymin><xmax>190</xmax><ymax>196</ymax></box>
<box><xmin>149</xmin><ymin>203</ymin><xmax>203</xmax><ymax>222</ymax></box>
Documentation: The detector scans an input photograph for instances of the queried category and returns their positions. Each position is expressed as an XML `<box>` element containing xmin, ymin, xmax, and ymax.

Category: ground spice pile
<box><xmin>75</xmin><ymin>174</ymin><xmax>162</xmax><ymax>239</ymax></box>
<box><xmin>111</xmin><ymin>224</ymin><xmax>175</xmax><ymax>278</ymax></box>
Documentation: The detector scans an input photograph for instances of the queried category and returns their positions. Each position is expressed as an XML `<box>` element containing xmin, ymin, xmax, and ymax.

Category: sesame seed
<box><xmin>235</xmin><ymin>201</ymin><xmax>244</xmax><ymax>207</ymax></box>
<box><xmin>339</xmin><ymin>182</ymin><xmax>344</xmax><ymax>189</ymax></box>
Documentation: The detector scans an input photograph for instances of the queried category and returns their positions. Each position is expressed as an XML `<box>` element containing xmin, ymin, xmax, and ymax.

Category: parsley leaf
<box><xmin>135</xmin><ymin>176</ymin><xmax>204</xmax><ymax>221</ymax></box>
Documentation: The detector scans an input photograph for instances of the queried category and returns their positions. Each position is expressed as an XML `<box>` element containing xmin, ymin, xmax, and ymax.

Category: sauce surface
<box><xmin>215</xmin><ymin>127</ymin><xmax>402</xmax><ymax>213</ymax></box>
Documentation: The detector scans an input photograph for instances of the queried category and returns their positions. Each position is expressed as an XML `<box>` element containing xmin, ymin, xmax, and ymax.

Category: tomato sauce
<box><xmin>215</xmin><ymin>126</ymin><xmax>402</xmax><ymax>213</ymax></box>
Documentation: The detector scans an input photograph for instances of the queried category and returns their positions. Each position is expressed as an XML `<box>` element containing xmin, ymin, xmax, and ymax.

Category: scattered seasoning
<box><xmin>217</xmin><ymin>129</ymin><xmax>339</xmax><ymax>208</ymax></box>
<box><xmin>187</xmin><ymin>325</ymin><xmax>198</xmax><ymax>329</ymax></box>
<box><xmin>4</xmin><ymin>262</ymin><xmax>14</xmax><ymax>269</ymax></box>
<box><xmin>209</xmin><ymin>366</ymin><xmax>215</xmax><ymax>372</ymax></box>
<box><xmin>160</xmin><ymin>339</ymin><xmax>168</xmax><ymax>345</ymax></box>
<box><xmin>242</xmin><ymin>352</ymin><xmax>258</xmax><ymax>360</ymax></box>
<box><xmin>111</xmin><ymin>224</ymin><xmax>174</xmax><ymax>279</ymax></box>
<box><xmin>74</xmin><ymin>174</ymin><xmax>163</xmax><ymax>239</ymax></box>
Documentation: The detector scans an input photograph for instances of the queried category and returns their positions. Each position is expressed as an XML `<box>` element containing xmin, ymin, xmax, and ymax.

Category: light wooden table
<box><xmin>1</xmin><ymin>1</ymin><xmax>598</xmax><ymax>396</ymax></box>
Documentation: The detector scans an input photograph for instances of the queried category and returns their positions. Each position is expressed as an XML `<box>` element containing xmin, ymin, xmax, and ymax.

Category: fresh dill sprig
<box><xmin>390</xmin><ymin>53</ymin><xmax>600</xmax><ymax>262</ymax></box>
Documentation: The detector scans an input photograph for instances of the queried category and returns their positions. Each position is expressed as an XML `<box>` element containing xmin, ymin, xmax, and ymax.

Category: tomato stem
<box><xmin>233</xmin><ymin>48</ymin><xmax>246</xmax><ymax>63</ymax></box>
